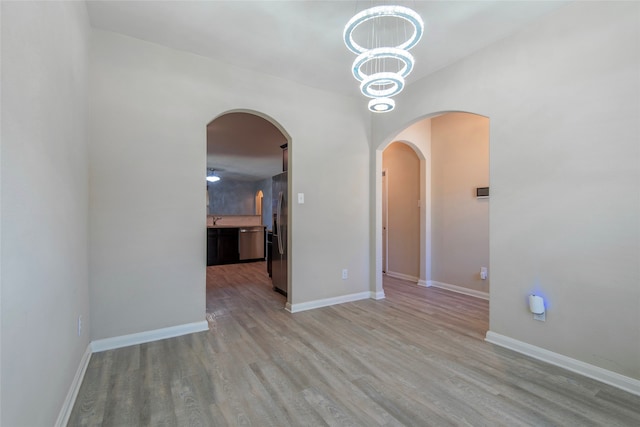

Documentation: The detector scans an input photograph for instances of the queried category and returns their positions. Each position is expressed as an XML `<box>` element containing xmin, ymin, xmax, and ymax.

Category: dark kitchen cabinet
<box><xmin>207</xmin><ymin>229</ymin><xmax>217</xmax><ymax>266</ymax></box>
<box><xmin>207</xmin><ymin>228</ymin><xmax>239</xmax><ymax>266</ymax></box>
<box><xmin>218</xmin><ymin>228</ymin><xmax>239</xmax><ymax>264</ymax></box>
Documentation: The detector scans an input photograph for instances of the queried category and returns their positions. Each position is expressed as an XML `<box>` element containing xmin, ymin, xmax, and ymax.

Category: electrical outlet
<box><xmin>78</xmin><ymin>315</ymin><xmax>82</xmax><ymax>336</ymax></box>
<box><xmin>480</xmin><ymin>267</ymin><xmax>488</xmax><ymax>280</ymax></box>
<box><xmin>342</xmin><ymin>269</ymin><xmax>348</xmax><ymax>280</ymax></box>
<box><xmin>533</xmin><ymin>313</ymin><xmax>546</xmax><ymax>322</ymax></box>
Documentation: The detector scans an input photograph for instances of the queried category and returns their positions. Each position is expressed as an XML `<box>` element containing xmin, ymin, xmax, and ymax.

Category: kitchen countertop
<box><xmin>207</xmin><ymin>225</ymin><xmax>266</xmax><ymax>229</ymax></box>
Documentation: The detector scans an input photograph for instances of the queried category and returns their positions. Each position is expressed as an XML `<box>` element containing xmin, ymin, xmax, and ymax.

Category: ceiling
<box><xmin>86</xmin><ymin>0</ymin><xmax>568</xmax><ymax>180</ymax></box>
<box><xmin>206</xmin><ymin>113</ymin><xmax>287</xmax><ymax>181</ymax></box>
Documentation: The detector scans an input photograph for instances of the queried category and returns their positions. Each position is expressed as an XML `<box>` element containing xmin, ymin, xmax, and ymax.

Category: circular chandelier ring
<box><xmin>368</xmin><ymin>98</ymin><xmax>396</xmax><ymax>113</ymax></box>
<box><xmin>343</xmin><ymin>5</ymin><xmax>424</xmax><ymax>55</ymax></box>
<box><xmin>352</xmin><ymin>48</ymin><xmax>414</xmax><ymax>82</ymax></box>
<box><xmin>360</xmin><ymin>72</ymin><xmax>405</xmax><ymax>98</ymax></box>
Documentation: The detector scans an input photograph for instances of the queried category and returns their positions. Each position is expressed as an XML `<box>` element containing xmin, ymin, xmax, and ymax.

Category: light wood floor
<box><xmin>68</xmin><ymin>262</ymin><xmax>640</xmax><ymax>426</ymax></box>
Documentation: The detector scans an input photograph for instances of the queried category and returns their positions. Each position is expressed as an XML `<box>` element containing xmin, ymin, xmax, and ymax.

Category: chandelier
<box><xmin>343</xmin><ymin>5</ymin><xmax>424</xmax><ymax>113</ymax></box>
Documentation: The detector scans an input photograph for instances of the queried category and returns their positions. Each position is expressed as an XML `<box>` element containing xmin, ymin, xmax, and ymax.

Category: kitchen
<box><xmin>206</xmin><ymin>112</ymin><xmax>289</xmax><ymax>296</ymax></box>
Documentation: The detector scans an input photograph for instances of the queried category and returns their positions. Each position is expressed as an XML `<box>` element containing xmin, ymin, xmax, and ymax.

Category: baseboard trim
<box><xmin>288</xmin><ymin>291</ymin><xmax>371</xmax><ymax>313</ymax></box>
<box><xmin>371</xmin><ymin>290</ymin><xmax>386</xmax><ymax>300</ymax></box>
<box><xmin>485</xmin><ymin>331</ymin><xmax>640</xmax><ymax>396</ymax></box>
<box><xmin>417</xmin><ymin>279</ymin><xmax>429</xmax><ymax>287</ymax></box>
<box><xmin>386</xmin><ymin>271</ymin><xmax>419</xmax><ymax>283</ymax></box>
<box><xmin>428</xmin><ymin>280</ymin><xmax>489</xmax><ymax>300</ymax></box>
<box><xmin>91</xmin><ymin>320</ymin><xmax>209</xmax><ymax>353</ymax></box>
<box><xmin>55</xmin><ymin>344</ymin><xmax>92</xmax><ymax>427</ymax></box>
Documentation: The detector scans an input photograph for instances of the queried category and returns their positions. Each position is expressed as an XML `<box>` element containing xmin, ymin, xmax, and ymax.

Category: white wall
<box><xmin>89</xmin><ymin>29</ymin><xmax>371</xmax><ymax>339</ymax></box>
<box><xmin>431</xmin><ymin>113</ymin><xmax>490</xmax><ymax>293</ymax></box>
<box><xmin>374</xmin><ymin>2</ymin><xmax>640</xmax><ymax>380</ymax></box>
<box><xmin>1</xmin><ymin>2</ymin><xmax>90</xmax><ymax>425</ymax></box>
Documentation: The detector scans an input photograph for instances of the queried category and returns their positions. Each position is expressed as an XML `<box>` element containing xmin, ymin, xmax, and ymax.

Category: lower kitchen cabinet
<box><xmin>207</xmin><ymin>228</ymin><xmax>239</xmax><ymax>266</ymax></box>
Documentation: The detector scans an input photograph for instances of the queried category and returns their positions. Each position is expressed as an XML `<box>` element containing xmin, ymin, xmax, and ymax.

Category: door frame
<box><xmin>382</xmin><ymin>168</ymin><xmax>389</xmax><ymax>274</ymax></box>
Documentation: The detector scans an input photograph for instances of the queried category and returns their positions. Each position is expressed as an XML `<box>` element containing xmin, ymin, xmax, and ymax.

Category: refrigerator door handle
<box><xmin>277</xmin><ymin>191</ymin><xmax>284</xmax><ymax>255</ymax></box>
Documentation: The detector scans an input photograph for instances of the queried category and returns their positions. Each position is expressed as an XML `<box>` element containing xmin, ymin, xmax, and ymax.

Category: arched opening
<box><xmin>382</xmin><ymin>141</ymin><xmax>421</xmax><ymax>282</ymax></box>
<box><xmin>373</xmin><ymin>112</ymin><xmax>490</xmax><ymax>320</ymax></box>
<box><xmin>206</xmin><ymin>110</ymin><xmax>292</xmax><ymax>311</ymax></box>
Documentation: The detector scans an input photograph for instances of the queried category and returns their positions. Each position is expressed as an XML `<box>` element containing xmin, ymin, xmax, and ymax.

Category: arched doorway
<box><xmin>373</xmin><ymin>112</ymin><xmax>490</xmax><ymax>302</ymax></box>
<box><xmin>206</xmin><ymin>110</ymin><xmax>292</xmax><ymax>308</ymax></box>
<box><xmin>255</xmin><ymin>190</ymin><xmax>264</xmax><ymax>217</ymax></box>
<box><xmin>382</xmin><ymin>142</ymin><xmax>421</xmax><ymax>282</ymax></box>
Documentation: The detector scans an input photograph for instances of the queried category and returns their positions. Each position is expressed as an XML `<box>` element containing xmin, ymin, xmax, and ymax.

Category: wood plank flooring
<box><xmin>68</xmin><ymin>262</ymin><xmax>640</xmax><ymax>426</ymax></box>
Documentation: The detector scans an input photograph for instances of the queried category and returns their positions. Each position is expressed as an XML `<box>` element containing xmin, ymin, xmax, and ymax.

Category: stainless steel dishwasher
<box><xmin>238</xmin><ymin>226</ymin><xmax>265</xmax><ymax>260</ymax></box>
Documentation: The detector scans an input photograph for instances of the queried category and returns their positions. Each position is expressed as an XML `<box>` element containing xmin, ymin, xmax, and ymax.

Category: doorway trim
<box><xmin>382</xmin><ymin>168</ymin><xmax>388</xmax><ymax>275</ymax></box>
<box><xmin>380</xmin><ymin>140</ymin><xmax>428</xmax><ymax>287</ymax></box>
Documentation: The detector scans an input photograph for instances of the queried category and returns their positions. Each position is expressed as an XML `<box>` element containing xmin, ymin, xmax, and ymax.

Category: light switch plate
<box><xmin>298</xmin><ymin>193</ymin><xmax>304</xmax><ymax>204</ymax></box>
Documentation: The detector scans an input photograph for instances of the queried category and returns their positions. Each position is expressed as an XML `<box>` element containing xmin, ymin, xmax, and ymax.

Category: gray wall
<box><xmin>1</xmin><ymin>2</ymin><xmax>91</xmax><ymax>425</ymax></box>
<box><xmin>208</xmin><ymin>177</ymin><xmax>273</xmax><ymax>229</ymax></box>
<box><xmin>374</xmin><ymin>1</ymin><xmax>640</xmax><ymax>380</ymax></box>
<box><xmin>208</xmin><ymin>179</ymin><xmax>257</xmax><ymax>215</ymax></box>
<box><xmin>89</xmin><ymin>27</ymin><xmax>369</xmax><ymax>340</ymax></box>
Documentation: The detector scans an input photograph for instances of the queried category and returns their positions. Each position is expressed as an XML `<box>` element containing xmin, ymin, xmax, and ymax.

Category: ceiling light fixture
<box><xmin>343</xmin><ymin>4</ymin><xmax>424</xmax><ymax>113</ymax></box>
<box><xmin>343</xmin><ymin>5</ymin><xmax>424</xmax><ymax>55</ymax></box>
<box><xmin>206</xmin><ymin>168</ymin><xmax>220</xmax><ymax>183</ymax></box>
<box><xmin>368</xmin><ymin>97</ymin><xmax>396</xmax><ymax>113</ymax></box>
<box><xmin>360</xmin><ymin>72</ymin><xmax>405</xmax><ymax>98</ymax></box>
<box><xmin>352</xmin><ymin>47</ymin><xmax>415</xmax><ymax>82</ymax></box>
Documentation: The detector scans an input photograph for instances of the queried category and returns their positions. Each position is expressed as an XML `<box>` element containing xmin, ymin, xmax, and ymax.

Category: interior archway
<box><xmin>206</xmin><ymin>109</ymin><xmax>292</xmax><ymax>307</ymax></box>
<box><xmin>382</xmin><ymin>141</ymin><xmax>422</xmax><ymax>283</ymax></box>
<box><xmin>255</xmin><ymin>190</ymin><xmax>264</xmax><ymax>216</ymax></box>
<box><xmin>373</xmin><ymin>112</ymin><xmax>490</xmax><ymax>306</ymax></box>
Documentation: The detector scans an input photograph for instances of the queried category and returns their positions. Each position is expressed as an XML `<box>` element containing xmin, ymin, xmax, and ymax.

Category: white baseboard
<box><xmin>485</xmin><ymin>331</ymin><xmax>640</xmax><ymax>397</ymax></box>
<box><xmin>91</xmin><ymin>320</ymin><xmax>209</xmax><ymax>353</ymax></box>
<box><xmin>288</xmin><ymin>291</ymin><xmax>371</xmax><ymax>313</ymax></box>
<box><xmin>417</xmin><ymin>279</ymin><xmax>429</xmax><ymax>287</ymax></box>
<box><xmin>371</xmin><ymin>290</ymin><xmax>386</xmax><ymax>300</ymax></box>
<box><xmin>386</xmin><ymin>271</ymin><xmax>419</xmax><ymax>283</ymax></box>
<box><xmin>428</xmin><ymin>280</ymin><xmax>489</xmax><ymax>300</ymax></box>
<box><xmin>55</xmin><ymin>344</ymin><xmax>92</xmax><ymax>427</ymax></box>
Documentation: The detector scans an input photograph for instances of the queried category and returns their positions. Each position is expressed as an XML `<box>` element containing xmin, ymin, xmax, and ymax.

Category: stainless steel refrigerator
<box><xmin>272</xmin><ymin>172</ymin><xmax>288</xmax><ymax>295</ymax></box>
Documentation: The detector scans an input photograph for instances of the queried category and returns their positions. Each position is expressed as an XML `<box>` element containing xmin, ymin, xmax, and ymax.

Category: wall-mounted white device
<box><xmin>529</xmin><ymin>294</ymin><xmax>546</xmax><ymax>321</ymax></box>
<box><xmin>529</xmin><ymin>295</ymin><xmax>545</xmax><ymax>314</ymax></box>
<box><xmin>480</xmin><ymin>267</ymin><xmax>488</xmax><ymax>280</ymax></box>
